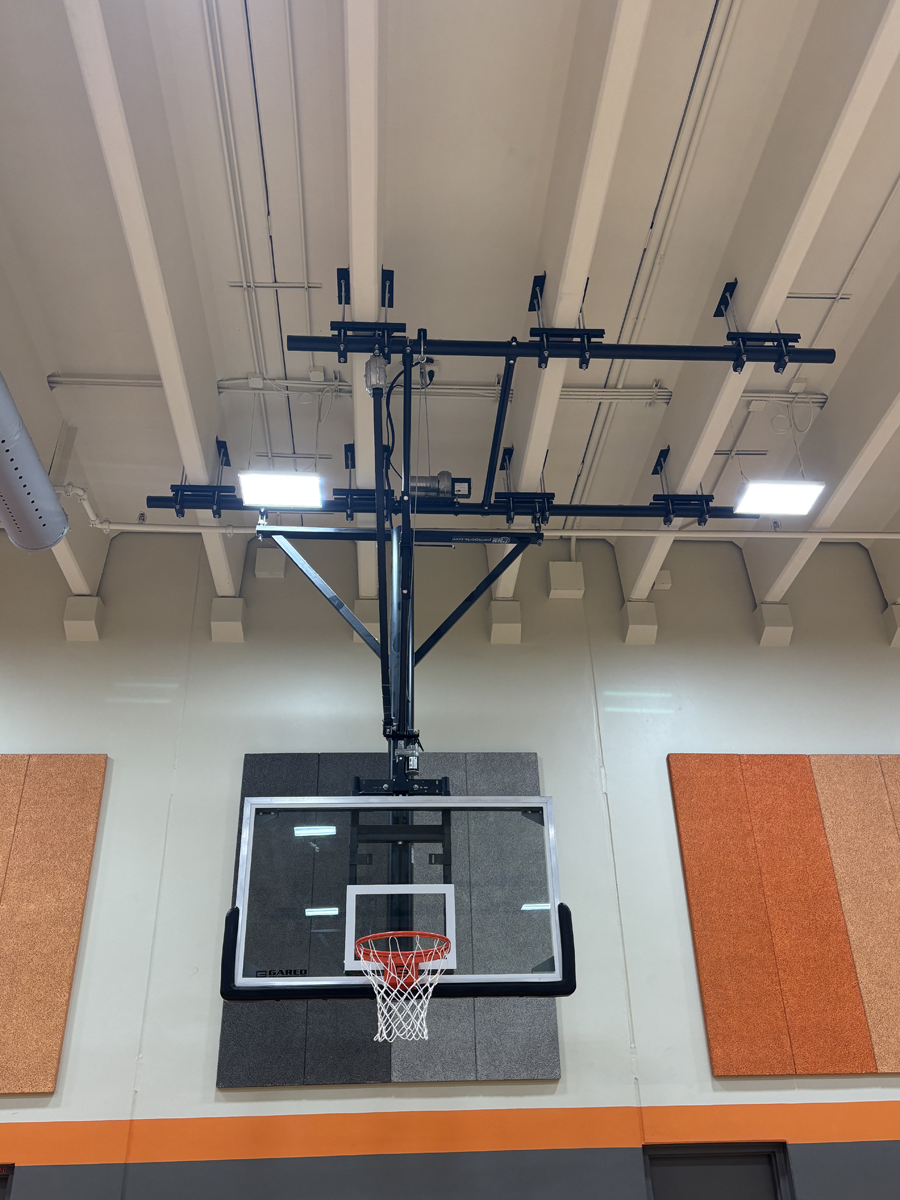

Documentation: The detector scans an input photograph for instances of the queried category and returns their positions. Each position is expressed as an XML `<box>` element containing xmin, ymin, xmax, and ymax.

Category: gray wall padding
<box><xmin>216</xmin><ymin>751</ymin><xmax>560</xmax><ymax>1087</ymax></box>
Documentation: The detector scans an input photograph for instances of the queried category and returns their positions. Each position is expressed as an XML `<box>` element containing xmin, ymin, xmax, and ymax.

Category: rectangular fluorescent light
<box><xmin>238</xmin><ymin>472</ymin><xmax>323</xmax><ymax>508</ymax></box>
<box><xmin>521</xmin><ymin>902</ymin><xmax>550</xmax><ymax>911</ymax></box>
<box><xmin>735</xmin><ymin>480</ymin><xmax>824</xmax><ymax>515</ymax></box>
<box><xmin>305</xmin><ymin>906</ymin><xmax>339</xmax><ymax>917</ymax></box>
<box><xmin>294</xmin><ymin>825</ymin><xmax>336</xmax><ymax>837</ymax></box>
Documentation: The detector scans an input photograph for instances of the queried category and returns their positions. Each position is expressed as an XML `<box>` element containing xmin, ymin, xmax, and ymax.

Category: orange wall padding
<box><xmin>0</xmin><ymin>754</ymin><xmax>107</xmax><ymax>1093</ymax></box>
<box><xmin>739</xmin><ymin>754</ymin><xmax>875</xmax><ymax>1074</ymax></box>
<box><xmin>667</xmin><ymin>754</ymin><xmax>794</xmax><ymax>1075</ymax></box>
<box><xmin>810</xmin><ymin>755</ymin><xmax>900</xmax><ymax>1071</ymax></box>
<box><xmin>670</xmin><ymin>752</ymin><xmax>900</xmax><ymax>1077</ymax></box>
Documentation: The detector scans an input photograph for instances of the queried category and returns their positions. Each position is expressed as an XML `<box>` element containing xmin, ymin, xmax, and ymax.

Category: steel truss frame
<box><xmin>146</xmin><ymin>314</ymin><xmax>836</xmax><ymax>794</ymax></box>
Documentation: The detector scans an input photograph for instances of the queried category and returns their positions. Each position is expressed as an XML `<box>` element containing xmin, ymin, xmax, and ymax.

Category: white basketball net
<box><xmin>355</xmin><ymin>931</ymin><xmax>451</xmax><ymax>1042</ymax></box>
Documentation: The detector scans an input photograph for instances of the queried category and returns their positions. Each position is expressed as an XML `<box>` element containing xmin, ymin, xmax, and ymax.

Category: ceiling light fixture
<box><xmin>521</xmin><ymin>902</ymin><xmax>550</xmax><ymax>911</ymax></box>
<box><xmin>238</xmin><ymin>472</ymin><xmax>323</xmax><ymax>508</ymax></box>
<box><xmin>305</xmin><ymin>907</ymin><xmax>339</xmax><ymax>917</ymax></box>
<box><xmin>735</xmin><ymin>480</ymin><xmax>824</xmax><ymax>515</ymax></box>
<box><xmin>294</xmin><ymin>825</ymin><xmax>336</xmax><ymax>837</ymax></box>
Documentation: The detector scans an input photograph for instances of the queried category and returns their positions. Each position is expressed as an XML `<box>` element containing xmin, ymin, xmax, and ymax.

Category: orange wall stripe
<box><xmin>0</xmin><ymin>754</ymin><xmax>107</xmax><ymax>1093</ymax></box>
<box><xmin>642</xmin><ymin>1100</ymin><xmax>900</xmax><ymax>1145</ymax></box>
<box><xmin>667</xmin><ymin>754</ymin><xmax>794</xmax><ymax>1075</ymax></box>
<box><xmin>811</xmin><ymin>755</ymin><xmax>900</xmax><ymax>1072</ymax></box>
<box><xmin>740</xmin><ymin>754</ymin><xmax>875</xmax><ymax>1074</ymax></box>
<box><xmin>4</xmin><ymin>1103</ymin><xmax>900</xmax><ymax>1166</ymax></box>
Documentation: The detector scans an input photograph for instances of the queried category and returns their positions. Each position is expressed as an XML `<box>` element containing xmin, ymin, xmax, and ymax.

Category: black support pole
<box><xmin>390</xmin><ymin>524</ymin><xmax>402</xmax><ymax>734</ymax></box>
<box><xmin>372</xmin><ymin>385</ymin><xmax>392</xmax><ymax>733</ymax></box>
<box><xmin>393</xmin><ymin>345</ymin><xmax>415</xmax><ymax>787</ymax></box>
<box><xmin>481</xmin><ymin>347</ymin><xmax>516</xmax><ymax>509</ymax></box>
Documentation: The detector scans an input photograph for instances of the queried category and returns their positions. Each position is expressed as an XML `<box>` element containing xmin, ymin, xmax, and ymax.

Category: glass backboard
<box><xmin>221</xmin><ymin>796</ymin><xmax>574</xmax><ymax>999</ymax></box>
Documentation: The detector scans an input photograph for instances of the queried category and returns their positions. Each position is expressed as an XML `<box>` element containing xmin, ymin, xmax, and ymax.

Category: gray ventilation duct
<box><xmin>0</xmin><ymin>373</ymin><xmax>68</xmax><ymax>551</ymax></box>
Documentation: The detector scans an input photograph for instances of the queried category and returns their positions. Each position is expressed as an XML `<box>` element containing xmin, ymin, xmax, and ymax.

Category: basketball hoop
<box><xmin>354</xmin><ymin>930</ymin><xmax>452</xmax><ymax>1042</ymax></box>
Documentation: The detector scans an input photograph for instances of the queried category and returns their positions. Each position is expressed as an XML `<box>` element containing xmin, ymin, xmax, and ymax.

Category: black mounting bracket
<box><xmin>528</xmin><ymin>273</ymin><xmax>546</xmax><ymax>312</ymax></box>
<box><xmin>170</xmin><ymin>482</ymin><xmax>239</xmax><ymax>520</ymax></box>
<box><xmin>713</xmin><ymin>278</ymin><xmax>737</xmax><ymax>319</ymax></box>
<box><xmin>353</xmin><ymin>775</ymin><xmax>451</xmax><ymax>797</ymax></box>
<box><xmin>336</xmin><ymin>267</ymin><xmax>351</xmax><ymax>306</ymax></box>
<box><xmin>528</xmin><ymin>326</ymin><xmax>605</xmax><ymax>371</ymax></box>
<box><xmin>714</xmin><ymin>278</ymin><xmax>798</xmax><ymax>373</ymax></box>
<box><xmin>726</xmin><ymin>330</ymin><xmax>800</xmax><ymax>374</ymax></box>
<box><xmin>381</xmin><ymin>267</ymin><xmax>394</xmax><ymax>309</ymax></box>
<box><xmin>652</xmin><ymin>491</ymin><xmax>714</xmax><ymax>527</ymax></box>
<box><xmin>329</xmin><ymin>320</ymin><xmax>406</xmax><ymax>365</ymax></box>
<box><xmin>494</xmin><ymin>491</ymin><xmax>552</xmax><ymax>529</ymax></box>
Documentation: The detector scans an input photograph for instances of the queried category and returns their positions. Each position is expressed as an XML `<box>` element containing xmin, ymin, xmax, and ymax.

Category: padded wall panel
<box><xmin>875</xmin><ymin>755</ymin><xmax>900</xmax><ymax>840</ymax></box>
<box><xmin>668</xmin><ymin>754</ymin><xmax>794</xmax><ymax>1076</ymax></box>
<box><xmin>0</xmin><ymin>755</ymin><xmax>28</xmax><ymax>886</ymax></box>
<box><xmin>810</xmin><ymin>755</ymin><xmax>900</xmax><ymax>1072</ymax></box>
<box><xmin>0</xmin><ymin>754</ymin><xmax>107</xmax><ymax>1093</ymax></box>
<box><xmin>740</xmin><ymin>754</ymin><xmax>875</xmax><ymax>1074</ymax></box>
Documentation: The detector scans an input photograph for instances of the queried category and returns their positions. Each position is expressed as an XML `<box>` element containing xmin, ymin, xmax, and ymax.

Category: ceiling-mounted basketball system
<box><xmin>147</xmin><ymin>272</ymin><xmax>836</xmax><ymax>795</ymax></box>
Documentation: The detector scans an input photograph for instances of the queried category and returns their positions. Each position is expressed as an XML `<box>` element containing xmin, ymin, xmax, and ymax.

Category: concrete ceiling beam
<box><xmin>615</xmin><ymin>0</ymin><xmax>900</xmax><ymax>602</ymax></box>
<box><xmin>344</xmin><ymin>0</ymin><xmax>381</xmax><ymax>599</ymax></box>
<box><xmin>63</xmin><ymin>0</ymin><xmax>246</xmax><ymax>598</ymax></box>
<box><xmin>0</xmin><ymin>206</ymin><xmax>111</xmax><ymax>597</ymax></box>
<box><xmin>509</xmin><ymin>0</ymin><xmax>652</xmax><ymax>494</ymax></box>
<box><xmin>743</xmin><ymin>261</ymin><xmax>900</xmax><ymax>602</ymax></box>
<box><xmin>490</xmin><ymin>0</ymin><xmax>652</xmax><ymax>599</ymax></box>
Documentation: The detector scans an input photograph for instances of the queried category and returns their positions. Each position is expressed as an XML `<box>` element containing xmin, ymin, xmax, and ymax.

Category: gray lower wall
<box><xmin>13</xmin><ymin>1140</ymin><xmax>900</xmax><ymax>1200</ymax></box>
<box><xmin>217</xmin><ymin>751</ymin><xmax>561</xmax><ymax>1086</ymax></box>
<box><xmin>9</xmin><ymin>1148</ymin><xmax>647</xmax><ymax>1200</ymax></box>
<box><xmin>788</xmin><ymin>1140</ymin><xmax>900</xmax><ymax>1199</ymax></box>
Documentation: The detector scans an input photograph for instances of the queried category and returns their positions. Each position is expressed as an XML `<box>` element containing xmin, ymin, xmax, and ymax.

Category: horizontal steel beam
<box><xmin>147</xmin><ymin>490</ymin><xmax>751</xmax><ymax>523</ymax></box>
<box><xmin>260</xmin><ymin>526</ymin><xmax>540</xmax><ymax>546</ymax></box>
<box><xmin>285</xmin><ymin>332</ymin><xmax>835</xmax><ymax>367</ymax></box>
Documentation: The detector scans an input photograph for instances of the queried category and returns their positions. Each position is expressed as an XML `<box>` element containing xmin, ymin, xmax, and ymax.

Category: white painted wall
<box><xmin>0</xmin><ymin>530</ymin><xmax>898</xmax><ymax>1126</ymax></box>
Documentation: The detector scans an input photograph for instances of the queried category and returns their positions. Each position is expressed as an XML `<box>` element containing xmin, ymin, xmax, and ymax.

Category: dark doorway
<box><xmin>645</xmin><ymin>1143</ymin><xmax>794</xmax><ymax>1200</ymax></box>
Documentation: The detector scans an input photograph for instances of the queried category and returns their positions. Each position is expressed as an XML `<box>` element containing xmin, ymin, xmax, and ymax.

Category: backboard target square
<box><xmin>344</xmin><ymin>884</ymin><xmax>457</xmax><ymax>971</ymax></box>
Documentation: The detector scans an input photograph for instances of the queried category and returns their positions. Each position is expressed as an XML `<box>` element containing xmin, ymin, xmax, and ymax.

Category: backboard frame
<box><xmin>221</xmin><ymin>795</ymin><xmax>576</xmax><ymax>1001</ymax></box>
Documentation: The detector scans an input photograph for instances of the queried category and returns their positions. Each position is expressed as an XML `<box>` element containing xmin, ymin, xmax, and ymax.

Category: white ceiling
<box><xmin>3</xmin><ymin>0</ymin><xmax>900</xmax><ymax>601</ymax></box>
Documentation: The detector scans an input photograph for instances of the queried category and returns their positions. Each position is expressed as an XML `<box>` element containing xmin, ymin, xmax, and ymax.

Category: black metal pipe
<box><xmin>150</xmin><ymin>491</ymin><xmax>751</xmax><ymax>522</ymax></box>
<box><xmin>285</xmin><ymin>332</ymin><xmax>836</xmax><ymax>366</ymax></box>
<box><xmin>414</xmin><ymin>538</ymin><xmax>531</xmax><ymax>665</ymax></box>
<box><xmin>398</xmin><ymin>345</ymin><xmax>414</xmax><ymax>739</ymax></box>
<box><xmin>389</xmin><ymin>524</ymin><xmax>402</xmax><ymax>734</ymax></box>
<box><xmin>371</xmin><ymin>386</ymin><xmax>392</xmax><ymax>732</ymax></box>
<box><xmin>481</xmin><ymin>349</ymin><xmax>516</xmax><ymax>508</ymax></box>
